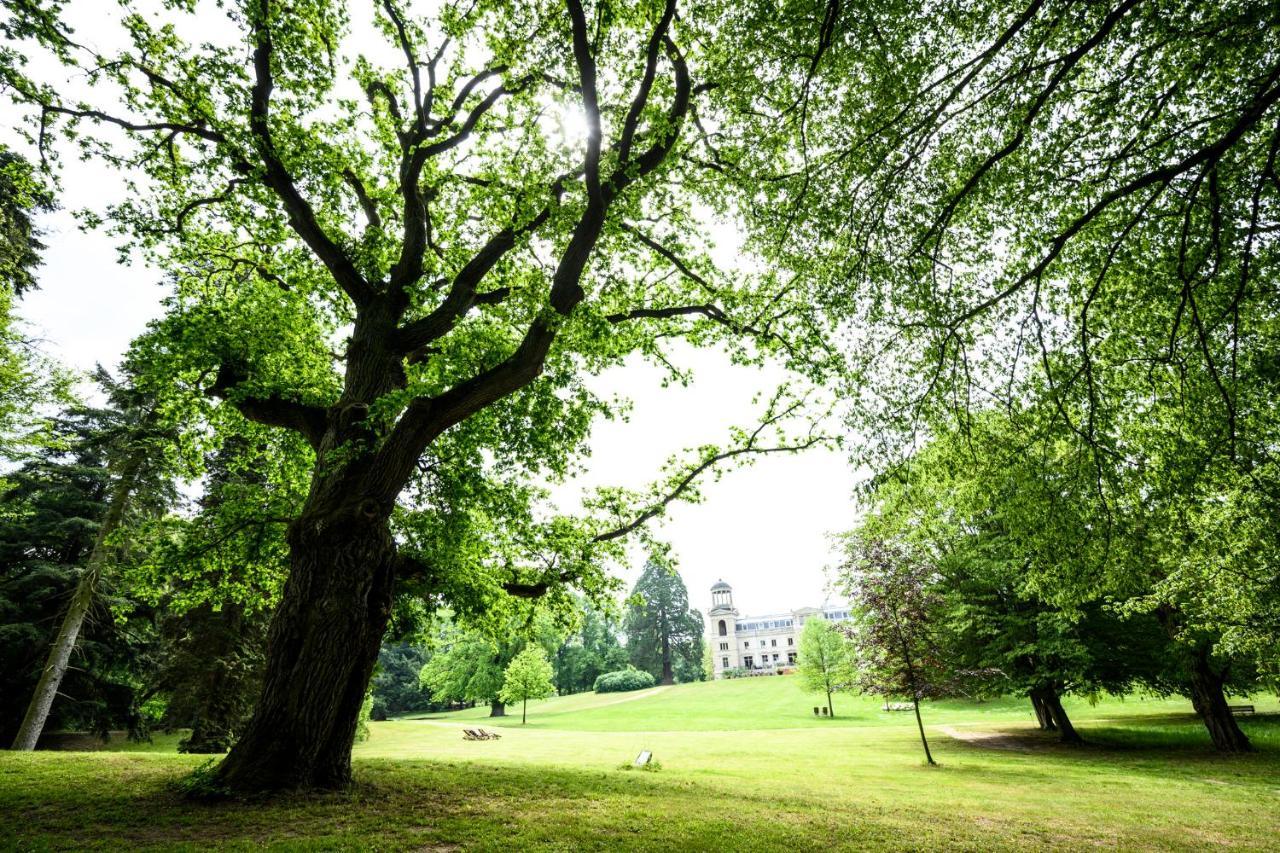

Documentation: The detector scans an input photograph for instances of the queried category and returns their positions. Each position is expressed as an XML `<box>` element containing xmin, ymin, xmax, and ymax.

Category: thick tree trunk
<box><xmin>1188</xmin><ymin>650</ymin><xmax>1253</xmax><ymax>753</ymax></box>
<box><xmin>1030</xmin><ymin>693</ymin><xmax>1056</xmax><ymax>731</ymax></box>
<box><xmin>1040</xmin><ymin>687</ymin><xmax>1083</xmax><ymax>745</ymax></box>
<box><xmin>11</xmin><ymin>459</ymin><xmax>140</xmax><ymax>752</ymax></box>
<box><xmin>826</xmin><ymin>690</ymin><xmax>834</xmax><ymax>718</ymax></box>
<box><xmin>490</xmin><ymin>701</ymin><xmax>506</xmax><ymax>718</ymax></box>
<box><xmin>659</xmin><ymin>631</ymin><xmax>674</xmax><ymax>685</ymax></box>
<box><xmin>212</xmin><ymin>512</ymin><xmax>396</xmax><ymax>792</ymax></box>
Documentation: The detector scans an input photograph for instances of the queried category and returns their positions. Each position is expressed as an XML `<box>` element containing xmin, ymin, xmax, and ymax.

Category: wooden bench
<box><xmin>1227</xmin><ymin>704</ymin><xmax>1255</xmax><ymax>716</ymax></box>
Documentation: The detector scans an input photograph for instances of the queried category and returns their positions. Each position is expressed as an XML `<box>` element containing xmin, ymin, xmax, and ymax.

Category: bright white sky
<box><xmin>7</xmin><ymin>1</ymin><xmax>862</xmax><ymax>620</ymax></box>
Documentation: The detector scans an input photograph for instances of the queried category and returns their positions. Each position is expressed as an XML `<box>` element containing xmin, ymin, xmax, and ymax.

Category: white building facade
<box><xmin>706</xmin><ymin>580</ymin><xmax>852</xmax><ymax>678</ymax></box>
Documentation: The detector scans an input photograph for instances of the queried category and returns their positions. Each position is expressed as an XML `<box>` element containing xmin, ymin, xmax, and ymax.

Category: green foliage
<box><xmin>0</xmin><ymin>146</ymin><xmax>50</xmax><ymax>296</ymax></box>
<box><xmin>0</xmin><ymin>387</ymin><xmax>176</xmax><ymax>741</ymax></box>
<box><xmin>551</xmin><ymin>597</ymin><xmax>629</xmax><ymax>695</ymax></box>
<box><xmin>0</xmin><ymin>146</ymin><xmax>67</xmax><ymax>454</ymax></box>
<box><xmin>354</xmin><ymin>693</ymin><xmax>374</xmax><ymax>743</ymax></box>
<box><xmin>418</xmin><ymin>612</ymin><xmax>560</xmax><ymax>711</ymax></box>
<box><xmin>852</xmin><ymin>414</ymin><xmax>1169</xmax><ymax>704</ymax></box>
<box><xmin>371</xmin><ymin>643</ymin><xmax>435</xmax><ymax>719</ymax></box>
<box><xmin>593</xmin><ymin>668</ymin><xmax>656</xmax><ymax>693</ymax></box>
<box><xmin>624</xmin><ymin>558</ymin><xmax>704</xmax><ymax>684</ymax></box>
<box><xmin>499</xmin><ymin>646</ymin><xmax>556</xmax><ymax>723</ymax></box>
<box><xmin>499</xmin><ymin>647</ymin><xmax>556</xmax><ymax>706</ymax></box>
<box><xmin>795</xmin><ymin>617</ymin><xmax>853</xmax><ymax>714</ymax></box>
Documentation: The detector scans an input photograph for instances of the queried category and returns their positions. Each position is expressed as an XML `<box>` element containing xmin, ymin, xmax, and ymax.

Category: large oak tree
<box><xmin>2</xmin><ymin>0</ymin><xmax>824</xmax><ymax>791</ymax></box>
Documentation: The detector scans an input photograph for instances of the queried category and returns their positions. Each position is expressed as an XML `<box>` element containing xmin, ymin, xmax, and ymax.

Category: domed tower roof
<box><xmin>711</xmin><ymin>579</ymin><xmax>731</xmax><ymax>591</ymax></box>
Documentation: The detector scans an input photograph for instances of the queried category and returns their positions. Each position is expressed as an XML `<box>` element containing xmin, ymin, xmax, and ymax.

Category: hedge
<box><xmin>593</xmin><ymin>669</ymin><xmax>656</xmax><ymax>693</ymax></box>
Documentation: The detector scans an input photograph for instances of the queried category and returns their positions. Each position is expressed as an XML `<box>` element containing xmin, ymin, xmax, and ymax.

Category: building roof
<box><xmin>710</xmin><ymin>579</ymin><xmax>731</xmax><ymax>591</ymax></box>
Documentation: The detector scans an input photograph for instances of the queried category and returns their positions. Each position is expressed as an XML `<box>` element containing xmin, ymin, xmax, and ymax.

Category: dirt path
<box><xmin>937</xmin><ymin>725</ymin><xmax>1038</xmax><ymax>751</ymax></box>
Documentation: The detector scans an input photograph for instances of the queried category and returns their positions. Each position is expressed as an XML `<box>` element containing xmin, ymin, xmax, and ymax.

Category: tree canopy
<box><xmin>624</xmin><ymin>558</ymin><xmax>704</xmax><ymax>685</ymax></box>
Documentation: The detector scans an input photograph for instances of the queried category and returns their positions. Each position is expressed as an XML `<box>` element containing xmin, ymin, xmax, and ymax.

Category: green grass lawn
<box><xmin>3</xmin><ymin>676</ymin><xmax>1278</xmax><ymax>850</ymax></box>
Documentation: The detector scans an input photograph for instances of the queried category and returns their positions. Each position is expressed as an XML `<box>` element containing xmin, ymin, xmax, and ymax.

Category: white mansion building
<box><xmin>706</xmin><ymin>580</ymin><xmax>852</xmax><ymax>678</ymax></box>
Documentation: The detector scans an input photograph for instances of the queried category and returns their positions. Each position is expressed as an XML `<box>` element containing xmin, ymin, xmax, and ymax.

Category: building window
<box><xmin>719</xmin><ymin>642</ymin><xmax>728</xmax><ymax>651</ymax></box>
<box><xmin>722</xmin><ymin>657</ymin><xmax>729</xmax><ymax>668</ymax></box>
<box><xmin>788</xmin><ymin>652</ymin><xmax>797</xmax><ymax>664</ymax></box>
<box><xmin>744</xmin><ymin>641</ymin><xmax>750</xmax><ymax>648</ymax></box>
<box><xmin>787</xmin><ymin>637</ymin><xmax>793</xmax><ymax>646</ymax></box>
<box><xmin>718</xmin><ymin>619</ymin><xmax>727</xmax><ymax>636</ymax></box>
<box><xmin>744</xmin><ymin>656</ymin><xmax>753</xmax><ymax>668</ymax></box>
<box><xmin>771</xmin><ymin>639</ymin><xmax>777</xmax><ymax>647</ymax></box>
<box><xmin>773</xmin><ymin>654</ymin><xmax>779</xmax><ymax>662</ymax></box>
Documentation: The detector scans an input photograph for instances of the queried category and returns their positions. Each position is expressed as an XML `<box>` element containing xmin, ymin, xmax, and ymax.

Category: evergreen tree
<box><xmin>371</xmin><ymin>643</ymin><xmax>434</xmax><ymax>719</ymax></box>
<box><xmin>1</xmin><ymin>386</ymin><xmax>174</xmax><ymax>745</ymax></box>
<box><xmin>624</xmin><ymin>559</ymin><xmax>704</xmax><ymax>685</ymax></box>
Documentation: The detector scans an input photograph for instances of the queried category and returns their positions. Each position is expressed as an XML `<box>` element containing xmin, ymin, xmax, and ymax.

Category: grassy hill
<box><xmin>3</xmin><ymin>675</ymin><xmax>1278</xmax><ymax>850</ymax></box>
<box><xmin>402</xmin><ymin>671</ymin><xmax>1269</xmax><ymax>731</ymax></box>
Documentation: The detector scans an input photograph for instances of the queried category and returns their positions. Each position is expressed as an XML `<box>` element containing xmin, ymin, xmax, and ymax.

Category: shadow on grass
<box><xmin>935</xmin><ymin>712</ymin><xmax>1280</xmax><ymax>777</ymax></box>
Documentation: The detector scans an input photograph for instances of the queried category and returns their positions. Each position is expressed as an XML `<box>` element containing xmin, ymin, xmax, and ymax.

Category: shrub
<box><xmin>593</xmin><ymin>668</ymin><xmax>656</xmax><ymax>693</ymax></box>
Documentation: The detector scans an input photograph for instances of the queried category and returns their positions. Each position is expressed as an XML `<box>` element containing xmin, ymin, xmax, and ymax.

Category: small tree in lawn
<box><xmin>500</xmin><ymin>647</ymin><xmax>556</xmax><ymax>725</ymax></box>
<box><xmin>840</xmin><ymin>538</ymin><xmax>950</xmax><ymax>766</ymax></box>
<box><xmin>796</xmin><ymin>617</ymin><xmax>853</xmax><ymax>718</ymax></box>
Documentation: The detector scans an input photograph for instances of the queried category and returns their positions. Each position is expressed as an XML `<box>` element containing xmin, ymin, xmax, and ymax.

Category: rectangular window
<box><xmin>771</xmin><ymin>639</ymin><xmax>777</xmax><ymax>647</ymax></box>
<box><xmin>744</xmin><ymin>656</ymin><xmax>754</xmax><ymax>668</ymax></box>
<box><xmin>788</xmin><ymin>652</ymin><xmax>797</xmax><ymax>664</ymax></box>
<box><xmin>722</xmin><ymin>657</ymin><xmax>729</xmax><ymax>668</ymax></box>
<box><xmin>787</xmin><ymin>637</ymin><xmax>793</xmax><ymax>646</ymax></box>
<box><xmin>719</xmin><ymin>642</ymin><xmax>728</xmax><ymax>651</ymax></box>
<box><xmin>744</xmin><ymin>641</ymin><xmax>750</xmax><ymax>648</ymax></box>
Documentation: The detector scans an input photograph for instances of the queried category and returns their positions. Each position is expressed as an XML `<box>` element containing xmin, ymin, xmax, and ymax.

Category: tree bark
<box><xmin>10</xmin><ymin>457</ymin><xmax>140</xmax><ymax>752</ymax></box>
<box><xmin>659</xmin><ymin>630</ymin><xmax>674</xmax><ymax>685</ymax></box>
<box><xmin>212</xmin><ymin>509</ymin><xmax>396</xmax><ymax>792</ymax></box>
<box><xmin>490</xmin><ymin>701</ymin><xmax>506</xmax><ymax>718</ymax></box>
<box><xmin>912</xmin><ymin>696</ymin><xmax>937</xmax><ymax>766</ymax></box>
<box><xmin>826</xmin><ymin>690</ymin><xmax>834</xmax><ymax>718</ymax></box>
<box><xmin>522</xmin><ymin>697</ymin><xmax>527</xmax><ymax>724</ymax></box>
<box><xmin>1188</xmin><ymin>648</ymin><xmax>1253</xmax><ymax>753</ymax></box>
<box><xmin>1035</xmin><ymin>686</ymin><xmax>1083</xmax><ymax>745</ymax></box>
<box><xmin>1030</xmin><ymin>693</ymin><xmax>1056</xmax><ymax>730</ymax></box>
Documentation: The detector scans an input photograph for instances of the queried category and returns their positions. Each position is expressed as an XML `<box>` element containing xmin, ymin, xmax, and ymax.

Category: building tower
<box><xmin>707</xmin><ymin>580</ymin><xmax>739</xmax><ymax>678</ymax></box>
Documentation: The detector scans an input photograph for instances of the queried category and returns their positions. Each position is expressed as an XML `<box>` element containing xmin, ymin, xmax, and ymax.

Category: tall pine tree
<box><xmin>625</xmin><ymin>559</ymin><xmax>703</xmax><ymax>686</ymax></box>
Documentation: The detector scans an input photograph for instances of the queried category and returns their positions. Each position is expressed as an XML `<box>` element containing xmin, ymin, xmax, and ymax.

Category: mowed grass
<box><xmin>405</xmin><ymin>673</ymin><xmax>1263</xmax><ymax>731</ymax></box>
<box><xmin>2</xmin><ymin>677</ymin><xmax>1279</xmax><ymax>851</ymax></box>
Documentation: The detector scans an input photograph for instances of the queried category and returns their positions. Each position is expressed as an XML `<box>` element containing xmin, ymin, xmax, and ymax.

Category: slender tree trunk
<box><xmin>522</xmin><ymin>697</ymin><xmax>527</xmax><ymax>724</ymax></box>
<box><xmin>826</xmin><ymin>689</ymin><xmax>834</xmax><ymax>718</ymax></box>
<box><xmin>1188</xmin><ymin>648</ymin><xmax>1253</xmax><ymax>753</ymax></box>
<box><xmin>11</xmin><ymin>459</ymin><xmax>140</xmax><ymax>752</ymax></box>
<box><xmin>912</xmin><ymin>696</ymin><xmax>936</xmax><ymax>766</ymax></box>
<box><xmin>212</xmin><ymin>510</ymin><xmax>397</xmax><ymax>792</ymax></box>
<box><xmin>1030</xmin><ymin>693</ymin><xmax>1056</xmax><ymax>731</ymax></box>
<box><xmin>490</xmin><ymin>701</ymin><xmax>506</xmax><ymax>717</ymax></box>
